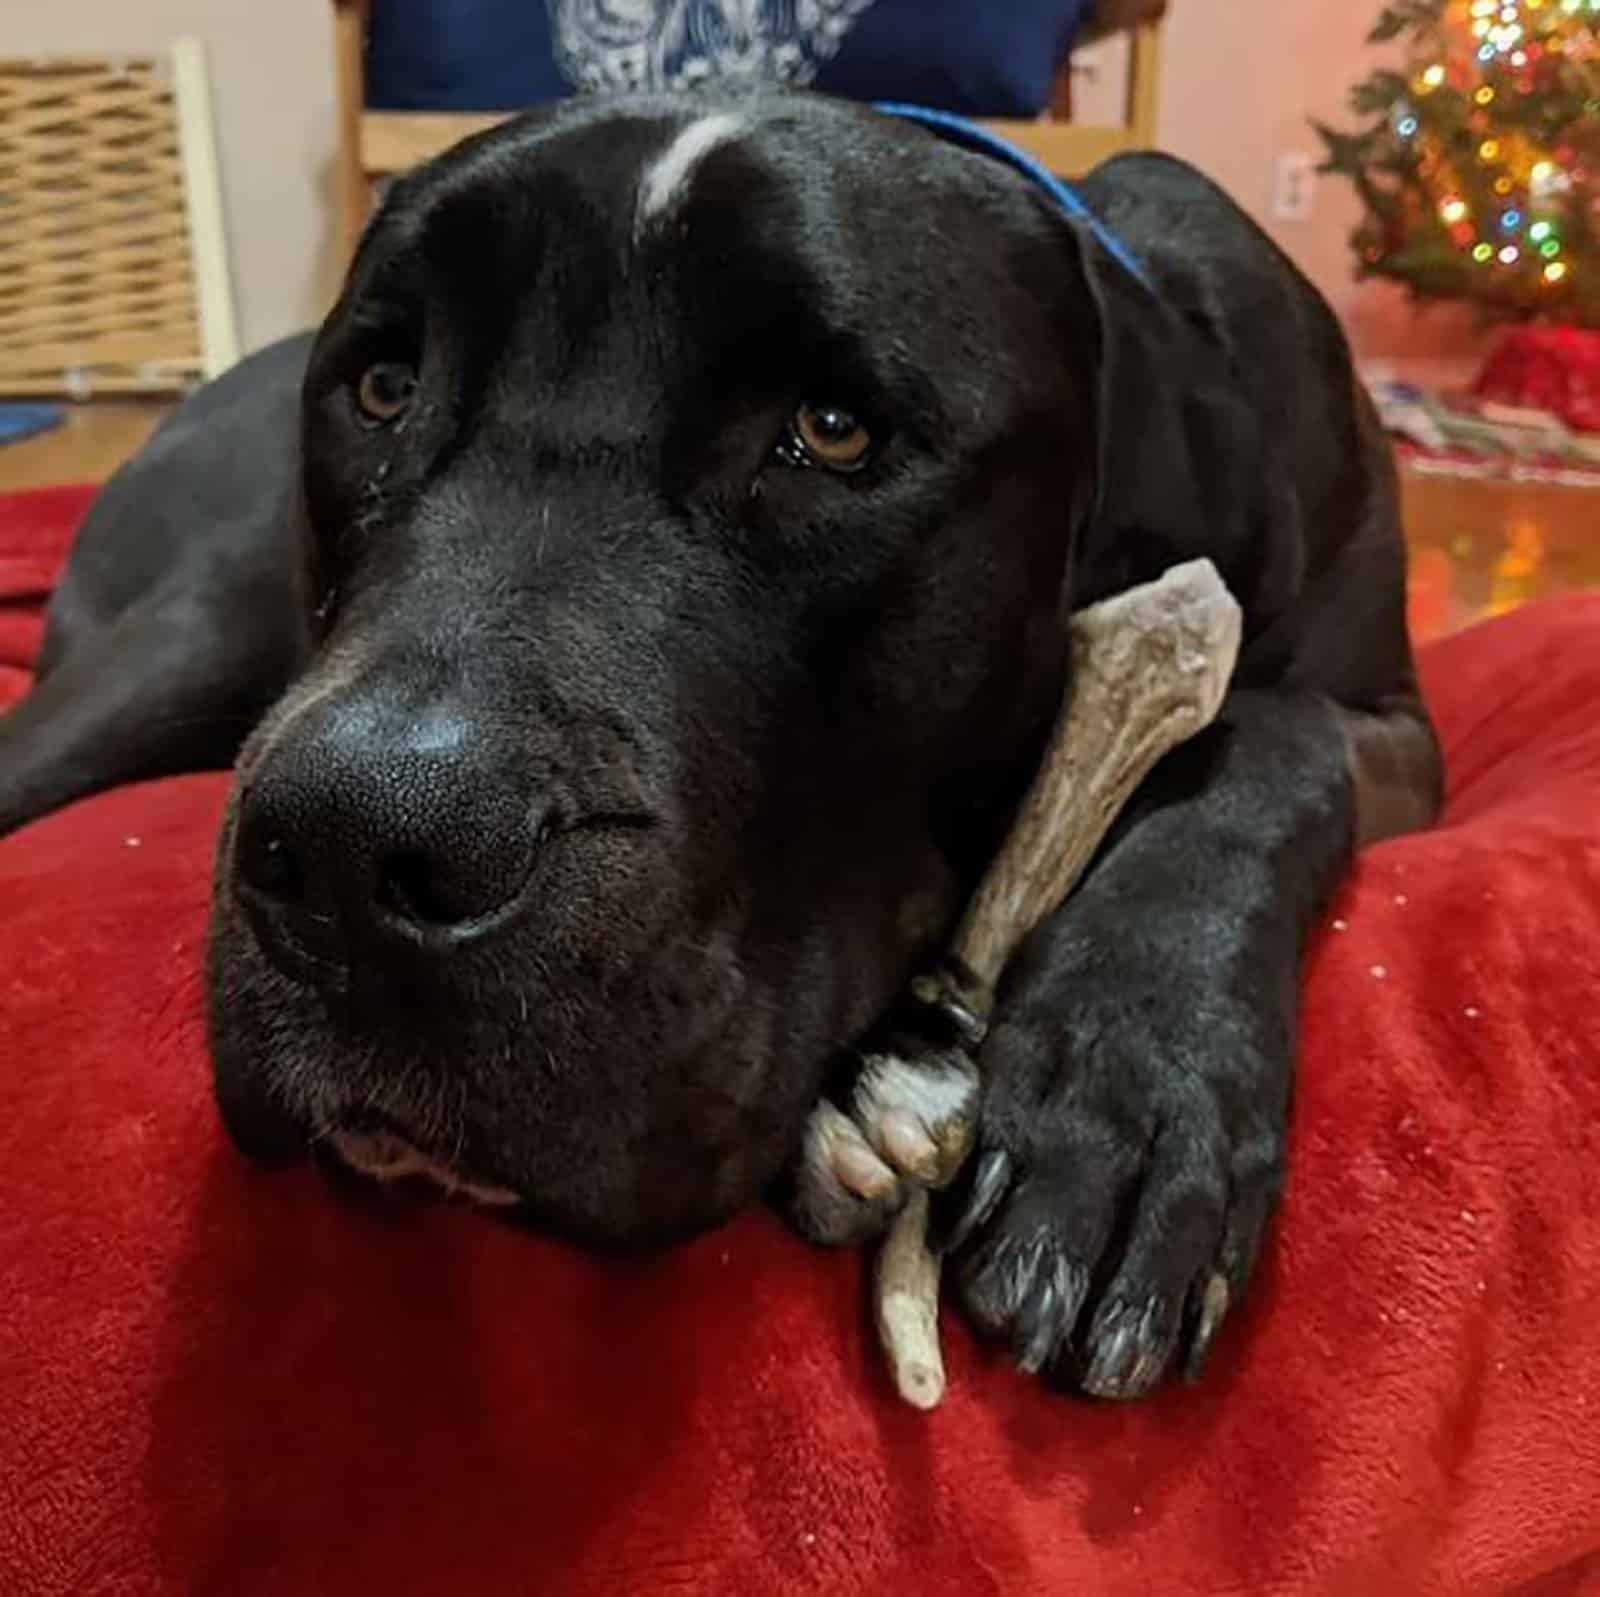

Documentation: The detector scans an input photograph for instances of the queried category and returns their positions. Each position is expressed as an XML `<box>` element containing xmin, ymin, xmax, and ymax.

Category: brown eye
<box><xmin>792</xmin><ymin>403</ymin><xmax>872</xmax><ymax>471</ymax></box>
<box><xmin>354</xmin><ymin>361</ymin><xmax>416</xmax><ymax>425</ymax></box>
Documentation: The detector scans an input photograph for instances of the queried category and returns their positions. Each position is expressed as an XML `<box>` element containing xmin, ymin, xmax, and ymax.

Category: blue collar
<box><xmin>873</xmin><ymin>101</ymin><xmax>1152</xmax><ymax>290</ymax></box>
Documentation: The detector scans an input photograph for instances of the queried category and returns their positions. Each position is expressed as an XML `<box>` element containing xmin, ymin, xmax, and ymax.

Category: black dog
<box><xmin>0</xmin><ymin>93</ymin><xmax>1441</xmax><ymax>1399</ymax></box>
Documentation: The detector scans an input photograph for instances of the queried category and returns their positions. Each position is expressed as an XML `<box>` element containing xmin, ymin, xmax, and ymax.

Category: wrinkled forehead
<box><xmin>633</xmin><ymin>107</ymin><xmax>756</xmax><ymax>236</ymax></box>
<box><xmin>347</xmin><ymin>96</ymin><xmax>1065</xmax><ymax>397</ymax></box>
<box><xmin>392</xmin><ymin>93</ymin><xmax>1005</xmax><ymax>266</ymax></box>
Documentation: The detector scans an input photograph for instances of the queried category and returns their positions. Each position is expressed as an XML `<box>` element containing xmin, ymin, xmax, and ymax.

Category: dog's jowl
<box><xmin>0</xmin><ymin>92</ymin><xmax>1441</xmax><ymax>1399</ymax></box>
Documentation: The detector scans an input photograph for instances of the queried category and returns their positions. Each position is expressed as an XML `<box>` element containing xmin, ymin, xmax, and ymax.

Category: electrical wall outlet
<box><xmin>1272</xmin><ymin>153</ymin><xmax>1317</xmax><ymax>223</ymax></box>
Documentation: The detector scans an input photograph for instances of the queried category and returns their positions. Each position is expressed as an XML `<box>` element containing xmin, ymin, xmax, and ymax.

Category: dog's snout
<box><xmin>234</xmin><ymin>695</ymin><xmax>543</xmax><ymax>970</ymax></box>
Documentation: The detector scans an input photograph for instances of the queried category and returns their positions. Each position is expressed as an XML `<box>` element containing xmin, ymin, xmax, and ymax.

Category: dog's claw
<box><xmin>1014</xmin><ymin>1280</ymin><xmax>1061</xmax><ymax>1376</ymax></box>
<box><xmin>877</xmin><ymin>1107</ymin><xmax>942</xmax><ymax>1185</ymax></box>
<box><xmin>1082</xmin><ymin>1296</ymin><xmax>1171</xmax><ymax>1401</ymax></box>
<box><xmin>939</xmin><ymin>1147</ymin><xmax>1013</xmax><ymax>1254</ymax></box>
<box><xmin>835</xmin><ymin>1140</ymin><xmax>900</xmax><ymax>1202</ymax></box>
<box><xmin>1012</xmin><ymin>1252</ymin><xmax>1084</xmax><ymax>1376</ymax></box>
<box><xmin>1183</xmin><ymin>1272</ymin><xmax>1232</xmax><ymax>1383</ymax></box>
<box><xmin>961</xmin><ymin>1232</ymin><xmax>1044</xmax><ymax>1340</ymax></box>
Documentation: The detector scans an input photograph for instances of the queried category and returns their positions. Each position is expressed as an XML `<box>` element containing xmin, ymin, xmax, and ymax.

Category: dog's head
<box><xmin>207</xmin><ymin>91</ymin><xmax>1117</xmax><ymax>1245</ymax></box>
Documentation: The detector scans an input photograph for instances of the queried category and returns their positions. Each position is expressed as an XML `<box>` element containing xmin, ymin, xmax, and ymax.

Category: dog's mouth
<box><xmin>326</xmin><ymin>1121</ymin><xmax>524</xmax><ymax>1208</ymax></box>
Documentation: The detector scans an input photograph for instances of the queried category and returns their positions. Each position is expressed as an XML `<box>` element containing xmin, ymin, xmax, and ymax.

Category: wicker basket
<box><xmin>0</xmin><ymin>42</ymin><xmax>237</xmax><ymax>397</ymax></box>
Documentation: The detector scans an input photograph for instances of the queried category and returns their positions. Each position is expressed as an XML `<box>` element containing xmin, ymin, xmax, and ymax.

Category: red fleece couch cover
<box><xmin>1</xmin><ymin>486</ymin><xmax>1598</xmax><ymax>1597</ymax></box>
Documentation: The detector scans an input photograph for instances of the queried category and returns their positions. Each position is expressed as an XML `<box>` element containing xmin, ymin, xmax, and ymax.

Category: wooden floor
<box><xmin>1399</xmin><ymin>471</ymin><xmax>1599</xmax><ymax>641</ymax></box>
<box><xmin>0</xmin><ymin>402</ymin><xmax>169</xmax><ymax>495</ymax></box>
<box><xmin>2</xmin><ymin>399</ymin><xmax>1595</xmax><ymax>641</ymax></box>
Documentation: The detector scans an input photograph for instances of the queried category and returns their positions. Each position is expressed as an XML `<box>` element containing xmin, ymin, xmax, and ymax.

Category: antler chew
<box><xmin>875</xmin><ymin>1189</ymin><xmax>945</xmax><ymax>1409</ymax></box>
<box><xmin>875</xmin><ymin>558</ymin><xmax>1242</xmax><ymax>1407</ymax></box>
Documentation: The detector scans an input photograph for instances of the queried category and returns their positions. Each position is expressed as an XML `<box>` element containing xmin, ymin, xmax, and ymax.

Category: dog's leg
<box><xmin>789</xmin><ymin>561</ymin><xmax>1245</xmax><ymax>1261</ymax></box>
<box><xmin>940</xmin><ymin>687</ymin><xmax>1440</xmax><ymax>1394</ymax></box>
<box><xmin>0</xmin><ymin>583</ymin><xmax>289</xmax><ymax>838</ymax></box>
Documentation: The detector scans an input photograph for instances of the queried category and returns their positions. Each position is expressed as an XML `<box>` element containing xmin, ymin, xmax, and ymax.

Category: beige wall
<box><xmin>1152</xmin><ymin>0</ymin><xmax>1477</xmax><ymax>366</ymax></box>
<box><xmin>7</xmin><ymin>0</ymin><xmax>344</xmax><ymax>355</ymax></box>
<box><xmin>1079</xmin><ymin>0</ymin><xmax>1476</xmax><ymax>367</ymax></box>
<box><xmin>4</xmin><ymin>0</ymin><xmax>1476</xmax><ymax>365</ymax></box>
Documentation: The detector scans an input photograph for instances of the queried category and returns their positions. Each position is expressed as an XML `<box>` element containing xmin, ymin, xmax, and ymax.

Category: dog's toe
<box><xmin>782</xmin><ymin>1038</ymin><xmax>984</xmax><ymax>1246</ymax></box>
<box><xmin>1080</xmin><ymin>1293</ymin><xmax>1181</xmax><ymax>1401</ymax></box>
<box><xmin>948</xmin><ymin>1102</ymin><xmax>1267</xmax><ymax>1395</ymax></box>
<box><xmin>851</xmin><ymin>1049</ymin><xmax>979</xmax><ymax>1188</ymax></box>
<box><xmin>787</xmin><ymin>1100</ymin><xmax>905</xmax><ymax>1245</ymax></box>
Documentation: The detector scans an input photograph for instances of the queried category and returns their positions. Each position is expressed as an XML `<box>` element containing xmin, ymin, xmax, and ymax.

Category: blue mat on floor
<box><xmin>0</xmin><ymin>404</ymin><xmax>65</xmax><ymax>447</ymax></box>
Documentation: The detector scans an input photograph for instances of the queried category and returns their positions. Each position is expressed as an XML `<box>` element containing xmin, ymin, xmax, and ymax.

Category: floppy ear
<box><xmin>970</xmin><ymin>182</ymin><xmax>1207</xmax><ymax>618</ymax></box>
<box><xmin>1045</xmin><ymin>205</ymin><xmax>1267</xmax><ymax>617</ymax></box>
<box><xmin>871</xmin><ymin>105</ymin><xmax>1196</xmax><ymax>609</ymax></box>
<box><xmin>1051</xmin><ymin>217</ymin><xmax>1140</xmax><ymax>539</ymax></box>
<box><xmin>1056</xmin><ymin>220</ymin><xmax>1181</xmax><ymax>594</ymax></box>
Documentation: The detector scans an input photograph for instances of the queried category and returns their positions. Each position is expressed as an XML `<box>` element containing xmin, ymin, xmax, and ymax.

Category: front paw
<box><xmin>945</xmin><ymin>996</ymin><xmax>1287</xmax><ymax>1398</ymax></box>
<box><xmin>785</xmin><ymin>1046</ymin><xmax>981</xmax><ymax>1246</ymax></box>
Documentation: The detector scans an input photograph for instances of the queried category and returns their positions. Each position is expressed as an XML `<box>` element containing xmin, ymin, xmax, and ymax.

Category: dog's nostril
<box><xmin>241</xmin><ymin>832</ymin><xmax>305</xmax><ymax>905</ymax></box>
<box><xmin>377</xmin><ymin>850</ymin><xmax>464</xmax><ymax>928</ymax></box>
<box><xmin>375</xmin><ymin>830</ymin><xmax>542</xmax><ymax>931</ymax></box>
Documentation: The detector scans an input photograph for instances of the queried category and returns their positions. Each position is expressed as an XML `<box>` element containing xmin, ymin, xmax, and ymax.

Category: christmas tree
<box><xmin>1319</xmin><ymin>0</ymin><xmax>1600</xmax><ymax>327</ymax></box>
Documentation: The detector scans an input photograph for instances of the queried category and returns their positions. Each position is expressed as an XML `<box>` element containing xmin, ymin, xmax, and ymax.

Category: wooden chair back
<box><xmin>329</xmin><ymin>1</ymin><xmax>1165</xmax><ymax>259</ymax></box>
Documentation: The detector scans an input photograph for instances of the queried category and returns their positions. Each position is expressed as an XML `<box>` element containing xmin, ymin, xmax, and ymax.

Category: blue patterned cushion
<box><xmin>365</xmin><ymin>0</ymin><xmax>1090</xmax><ymax>120</ymax></box>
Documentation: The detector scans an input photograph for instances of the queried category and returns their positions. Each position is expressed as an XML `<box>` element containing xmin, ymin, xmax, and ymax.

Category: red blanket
<box><xmin>2</xmin><ymin>488</ymin><xmax>1598</xmax><ymax>1596</ymax></box>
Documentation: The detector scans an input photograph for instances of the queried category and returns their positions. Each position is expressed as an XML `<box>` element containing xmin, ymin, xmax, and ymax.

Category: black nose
<box><xmin>233</xmin><ymin>694</ymin><xmax>544</xmax><ymax>971</ymax></box>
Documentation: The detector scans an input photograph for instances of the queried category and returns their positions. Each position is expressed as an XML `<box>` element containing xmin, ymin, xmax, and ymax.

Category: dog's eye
<box><xmin>354</xmin><ymin>362</ymin><xmax>417</xmax><ymax>426</ymax></box>
<box><xmin>786</xmin><ymin>403</ymin><xmax>872</xmax><ymax>472</ymax></box>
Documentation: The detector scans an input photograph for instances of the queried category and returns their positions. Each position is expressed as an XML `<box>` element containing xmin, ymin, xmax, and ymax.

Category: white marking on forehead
<box><xmin>635</xmin><ymin>112</ymin><xmax>745</xmax><ymax>238</ymax></box>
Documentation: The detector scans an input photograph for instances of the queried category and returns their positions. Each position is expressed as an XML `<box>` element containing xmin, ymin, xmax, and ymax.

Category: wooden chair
<box><xmin>329</xmin><ymin>1</ymin><xmax>1167</xmax><ymax>260</ymax></box>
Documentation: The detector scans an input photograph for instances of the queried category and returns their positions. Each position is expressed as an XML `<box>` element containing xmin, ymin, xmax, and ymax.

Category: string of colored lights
<box><xmin>1389</xmin><ymin>0</ymin><xmax>1594</xmax><ymax>295</ymax></box>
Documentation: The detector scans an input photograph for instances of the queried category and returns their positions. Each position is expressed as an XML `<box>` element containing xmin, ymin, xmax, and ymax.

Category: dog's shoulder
<box><xmin>1077</xmin><ymin>153</ymin><xmax>1297</xmax><ymax>299</ymax></box>
<box><xmin>1076</xmin><ymin>147</ymin><xmax>1356</xmax><ymax>432</ymax></box>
